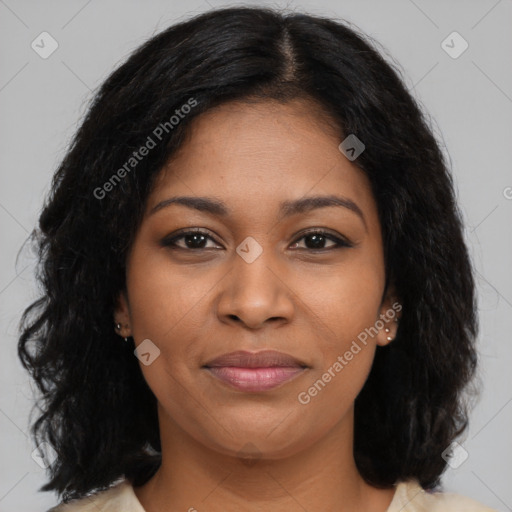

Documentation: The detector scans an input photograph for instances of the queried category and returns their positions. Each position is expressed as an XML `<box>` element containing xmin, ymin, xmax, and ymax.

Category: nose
<box><xmin>216</xmin><ymin>246</ymin><xmax>295</xmax><ymax>330</ymax></box>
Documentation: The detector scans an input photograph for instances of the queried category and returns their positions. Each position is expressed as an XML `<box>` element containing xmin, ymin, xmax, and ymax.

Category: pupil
<box><xmin>306</xmin><ymin>234</ymin><xmax>325</xmax><ymax>249</ymax></box>
<box><xmin>186</xmin><ymin>234</ymin><xmax>206</xmax><ymax>248</ymax></box>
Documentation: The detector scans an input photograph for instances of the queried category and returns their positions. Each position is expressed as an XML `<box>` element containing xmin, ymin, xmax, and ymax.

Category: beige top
<box><xmin>48</xmin><ymin>478</ymin><xmax>497</xmax><ymax>511</ymax></box>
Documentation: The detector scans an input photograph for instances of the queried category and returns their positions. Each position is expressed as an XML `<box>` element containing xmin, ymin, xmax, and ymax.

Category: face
<box><xmin>115</xmin><ymin>98</ymin><xmax>400</xmax><ymax>461</ymax></box>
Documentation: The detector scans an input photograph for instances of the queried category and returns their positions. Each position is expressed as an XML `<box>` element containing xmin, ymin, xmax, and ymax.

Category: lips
<box><xmin>203</xmin><ymin>350</ymin><xmax>308</xmax><ymax>392</ymax></box>
<box><xmin>204</xmin><ymin>350</ymin><xmax>308</xmax><ymax>369</ymax></box>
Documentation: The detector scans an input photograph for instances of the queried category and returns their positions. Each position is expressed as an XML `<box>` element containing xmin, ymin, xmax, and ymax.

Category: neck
<box><xmin>133</xmin><ymin>405</ymin><xmax>396</xmax><ymax>512</ymax></box>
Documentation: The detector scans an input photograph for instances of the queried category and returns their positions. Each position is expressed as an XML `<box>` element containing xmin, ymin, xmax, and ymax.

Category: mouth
<box><xmin>202</xmin><ymin>350</ymin><xmax>309</xmax><ymax>392</ymax></box>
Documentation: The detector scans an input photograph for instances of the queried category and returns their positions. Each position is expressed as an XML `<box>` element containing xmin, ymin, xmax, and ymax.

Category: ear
<box><xmin>375</xmin><ymin>283</ymin><xmax>402</xmax><ymax>347</ymax></box>
<box><xmin>113</xmin><ymin>289</ymin><xmax>132</xmax><ymax>339</ymax></box>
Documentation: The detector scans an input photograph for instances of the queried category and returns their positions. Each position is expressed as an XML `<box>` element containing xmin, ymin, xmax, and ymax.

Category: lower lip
<box><xmin>204</xmin><ymin>366</ymin><xmax>305</xmax><ymax>392</ymax></box>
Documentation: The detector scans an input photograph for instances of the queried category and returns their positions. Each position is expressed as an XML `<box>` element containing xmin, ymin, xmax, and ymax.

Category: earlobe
<box><xmin>376</xmin><ymin>310</ymin><xmax>400</xmax><ymax>347</ymax></box>
<box><xmin>113</xmin><ymin>290</ymin><xmax>132</xmax><ymax>340</ymax></box>
<box><xmin>376</xmin><ymin>285</ymin><xmax>402</xmax><ymax>346</ymax></box>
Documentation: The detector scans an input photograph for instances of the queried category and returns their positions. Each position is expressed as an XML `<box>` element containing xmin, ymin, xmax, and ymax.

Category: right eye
<box><xmin>160</xmin><ymin>229</ymin><xmax>222</xmax><ymax>251</ymax></box>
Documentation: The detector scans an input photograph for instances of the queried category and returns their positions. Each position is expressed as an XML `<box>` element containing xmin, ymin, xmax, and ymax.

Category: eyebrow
<box><xmin>149</xmin><ymin>194</ymin><xmax>367</xmax><ymax>229</ymax></box>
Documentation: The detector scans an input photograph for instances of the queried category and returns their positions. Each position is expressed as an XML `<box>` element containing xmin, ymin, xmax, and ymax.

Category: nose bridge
<box><xmin>217</xmin><ymin>235</ymin><xmax>294</xmax><ymax>328</ymax></box>
<box><xmin>232</xmin><ymin>235</ymin><xmax>281</xmax><ymax>302</ymax></box>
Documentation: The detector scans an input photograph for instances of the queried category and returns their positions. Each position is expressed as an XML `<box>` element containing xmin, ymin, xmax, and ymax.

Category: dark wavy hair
<box><xmin>18</xmin><ymin>5</ymin><xmax>478</xmax><ymax>502</ymax></box>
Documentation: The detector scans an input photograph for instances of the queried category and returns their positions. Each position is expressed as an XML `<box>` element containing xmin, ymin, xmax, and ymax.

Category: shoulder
<box><xmin>47</xmin><ymin>479</ymin><xmax>145</xmax><ymax>512</ymax></box>
<box><xmin>388</xmin><ymin>479</ymin><xmax>498</xmax><ymax>512</ymax></box>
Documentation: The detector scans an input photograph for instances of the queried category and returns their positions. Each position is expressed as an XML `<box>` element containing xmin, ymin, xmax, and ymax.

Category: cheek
<box><xmin>292</xmin><ymin>253</ymin><xmax>383</xmax><ymax>403</ymax></box>
<box><xmin>295</xmin><ymin>255</ymin><xmax>384</xmax><ymax>341</ymax></box>
<box><xmin>126</xmin><ymin>246</ymin><xmax>215</xmax><ymax>340</ymax></box>
<box><xmin>295</xmin><ymin>264</ymin><xmax>382</xmax><ymax>414</ymax></box>
<box><xmin>295</xmin><ymin>346</ymin><xmax>375</xmax><ymax>435</ymax></box>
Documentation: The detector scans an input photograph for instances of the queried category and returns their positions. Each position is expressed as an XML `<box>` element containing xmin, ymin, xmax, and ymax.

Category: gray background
<box><xmin>1</xmin><ymin>0</ymin><xmax>511</xmax><ymax>510</ymax></box>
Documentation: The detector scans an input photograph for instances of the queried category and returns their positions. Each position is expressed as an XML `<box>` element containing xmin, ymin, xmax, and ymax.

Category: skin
<box><xmin>115</xmin><ymin>98</ymin><xmax>401</xmax><ymax>512</ymax></box>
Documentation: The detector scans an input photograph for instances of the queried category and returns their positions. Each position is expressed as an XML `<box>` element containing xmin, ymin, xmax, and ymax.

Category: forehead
<box><xmin>146</xmin><ymin>99</ymin><xmax>377</xmax><ymax>224</ymax></box>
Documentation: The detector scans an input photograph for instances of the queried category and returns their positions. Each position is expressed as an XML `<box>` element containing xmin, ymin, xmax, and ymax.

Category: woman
<box><xmin>18</xmin><ymin>6</ymin><xmax>496</xmax><ymax>511</ymax></box>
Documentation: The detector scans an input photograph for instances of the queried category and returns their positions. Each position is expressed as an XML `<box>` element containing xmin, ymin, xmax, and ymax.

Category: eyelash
<box><xmin>161</xmin><ymin>228</ymin><xmax>353</xmax><ymax>252</ymax></box>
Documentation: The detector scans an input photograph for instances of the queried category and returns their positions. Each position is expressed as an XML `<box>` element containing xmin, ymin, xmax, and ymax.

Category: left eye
<box><xmin>290</xmin><ymin>230</ymin><xmax>352</xmax><ymax>250</ymax></box>
<box><xmin>161</xmin><ymin>229</ymin><xmax>352</xmax><ymax>251</ymax></box>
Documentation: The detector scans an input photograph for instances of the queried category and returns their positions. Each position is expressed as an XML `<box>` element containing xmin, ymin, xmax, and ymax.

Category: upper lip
<box><xmin>203</xmin><ymin>350</ymin><xmax>308</xmax><ymax>368</ymax></box>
